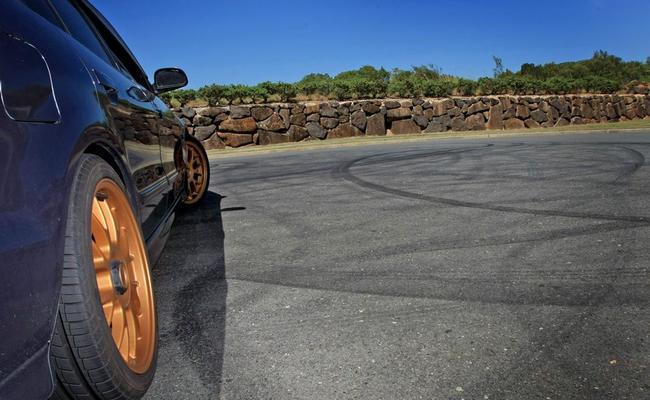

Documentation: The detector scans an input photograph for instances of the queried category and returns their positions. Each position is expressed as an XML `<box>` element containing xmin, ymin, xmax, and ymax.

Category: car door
<box><xmin>48</xmin><ymin>0</ymin><xmax>170</xmax><ymax>239</ymax></box>
<box><xmin>152</xmin><ymin>96</ymin><xmax>186</xmax><ymax>208</ymax></box>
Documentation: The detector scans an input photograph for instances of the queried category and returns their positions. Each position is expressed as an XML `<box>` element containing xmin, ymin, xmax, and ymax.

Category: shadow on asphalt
<box><xmin>161</xmin><ymin>191</ymin><xmax>229</xmax><ymax>396</ymax></box>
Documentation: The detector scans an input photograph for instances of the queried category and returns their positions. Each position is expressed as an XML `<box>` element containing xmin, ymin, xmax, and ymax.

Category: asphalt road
<box><xmin>145</xmin><ymin>131</ymin><xmax>650</xmax><ymax>400</ymax></box>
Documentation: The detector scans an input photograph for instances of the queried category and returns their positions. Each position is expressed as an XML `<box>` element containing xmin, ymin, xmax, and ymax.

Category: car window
<box><xmin>48</xmin><ymin>0</ymin><xmax>113</xmax><ymax>66</ymax></box>
<box><xmin>96</xmin><ymin>33</ymin><xmax>150</xmax><ymax>90</ymax></box>
<box><xmin>18</xmin><ymin>0</ymin><xmax>64</xmax><ymax>28</ymax></box>
<box><xmin>75</xmin><ymin>2</ymin><xmax>152</xmax><ymax>90</ymax></box>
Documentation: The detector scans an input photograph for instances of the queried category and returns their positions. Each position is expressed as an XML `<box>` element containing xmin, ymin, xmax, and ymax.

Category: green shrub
<box><xmin>258</xmin><ymin>81</ymin><xmax>296</xmax><ymax>102</ymax></box>
<box><xmin>542</xmin><ymin>77</ymin><xmax>579</xmax><ymax>94</ymax></box>
<box><xmin>296</xmin><ymin>73</ymin><xmax>333</xmax><ymax>96</ymax></box>
<box><xmin>494</xmin><ymin>75</ymin><xmax>541</xmax><ymax>94</ymax></box>
<box><xmin>388</xmin><ymin>69</ymin><xmax>416</xmax><ymax>97</ymax></box>
<box><xmin>160</xmin><ymin>89</ymin><xmax>197</xmax><ymax>106</ymax></box>
<box><xmin>220</xmin><ymin>85</ymin><xmax>255</xmax><ymax>104</ymax></box>
<box><xmin>249</xmin><ymin>85</ymin><xmax>270</xmax><ymax>103</ymax></box>
<box><xmin>420</xmin><ymin>79</ymin><xmax>454</xmax><ymax>97</ymax></box>
<box><xmin>197</xmin><ymin>84</ymin><xmax>226</xmax><ymax>105</ymax></box>
<box><xmin>455</xmin><ymin>78</ymin><xmax>478</xmax><ymax>96</ymax></box>
<box><xmin>332</xmin><ymin>79</ymin><xmax>353</xmax><ymax>100</ymax></box>
<box><xmin>347</xmin><ymin>77</ymin><xmax>385</xmax><ymax>99</ymax></box>
<box><xmin>335</xmin><ymin>65</ymin><xmax>390</xmax><ymax>83</ymax></box>
<box><xmin>517</xmin><ymin>51</ymin><xmax>648</xmax><ymax>92</ymax></box>
<box><xmin>580</xmin><ymin>76</ymin><xmax>619</xmax><ymax>93</ymax></box>
<box><xmin>347</xmin><ymin>78</ymin><xmax>369</xmax><ymax>99</ymax></box>
<box><xmin>333</xmin><ymin>66</ymin><xmax>390</xmax><ymax>99</ymax></box>
<box><xmin>477</xmin><ymin>77</ymin><xmax>509</xmax><ymax>95</ymax></box>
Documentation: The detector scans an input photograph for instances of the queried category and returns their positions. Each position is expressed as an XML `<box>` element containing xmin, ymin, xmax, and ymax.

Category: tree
<box><xmin>411</xmin><ymin>64</ymin><xmax>442</xmax><ymax>80</ymax></box>
<box><xmin>493</xmin><ymin>56</ymin><xmax>504</xmax><ymax>77</ymax></box>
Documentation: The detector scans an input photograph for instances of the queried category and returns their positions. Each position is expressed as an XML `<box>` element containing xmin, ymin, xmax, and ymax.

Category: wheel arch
<box><xmin>80</xmin><ymin>140</ymin><xmax>141</xmax><ymax>221</ymax></box>
<box><xmin>84</xmin><ymin>142</ymin><xmax>126</xmax><ymax>183</ymax></box>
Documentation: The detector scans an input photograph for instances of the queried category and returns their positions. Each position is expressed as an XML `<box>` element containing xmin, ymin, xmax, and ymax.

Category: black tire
<box><xmin>182</xmin><ymin>136</ymin><xmax>210</xmax><ymax>206</ymax></box>
<box><xmin>49</xmin><ymin>154</ymin><xmax>157</xmax><ymax>400</ymax></box>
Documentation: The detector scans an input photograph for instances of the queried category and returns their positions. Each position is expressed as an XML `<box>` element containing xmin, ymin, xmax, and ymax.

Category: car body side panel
<box><xmin>0</xmin><ymin>344</ymin><xmax>51</xmax><ymax>400</ymax></box>
<box><xmin>85</xmin><ymin>59</ymin><xmax>170</xmax><ymax>240</ymax></box>
<box><xmin>153</xmin><ymin>97</ymin><xmax>187</xmax><ymax>211</ymax></box>
<box><xmin>0</xmin><ymin>1</ymin><xmax>190</xmax><ymax>398</ymax></box>
<box><xmin>0</xmin><ymin>1</ymin><xmax>144</xmax><ymax>397</ymax></box>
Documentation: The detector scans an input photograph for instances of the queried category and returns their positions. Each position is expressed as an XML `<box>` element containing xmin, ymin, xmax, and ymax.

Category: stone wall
<box><xmin>173</xmin><ymin>95</ymin><xmax>650</xmax><ymax>150</ymax></box>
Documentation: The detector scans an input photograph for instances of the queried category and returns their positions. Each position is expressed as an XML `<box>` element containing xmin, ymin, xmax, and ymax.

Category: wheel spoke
<box><xmin>92</xmin><ymin>199</ymin><xmax>109</xmax><ymax>232</ymax></box>
<box><xmin>92</xmin><ymin>239</ymin><xmax>109</xmax><ymax>271</ymax></box>
<box><xmin>125</xmin><ymin>308</ymin><xmax>139</xmax><ymax>360</ymax></box>
<box><xmin>111</xmin><ymin>305</ymin><xmax>125</xmax><ymax>347</ymax></box>
<box><xmin>115</xmin><ymin>225</ymin><xmax>129</xmax><ymax>260</ymax></box>
<box><xmin>130</xmin><ymin>282</ymin><xmax>143</xmax><ymax>315</ymax></box>
<box><xmin>92</xmin><ymin>202</ymin><xmax>112</xmax><ymax>259</ymax></box>
<box><xmin>98</xmin><ymin>200</ymin><xmax>120</xmax><ymax>258</ymax></box>
<box><xmin>95</xmin><ymin>269</ymin><xmax>114</xmax><ymax>304</ymax></box>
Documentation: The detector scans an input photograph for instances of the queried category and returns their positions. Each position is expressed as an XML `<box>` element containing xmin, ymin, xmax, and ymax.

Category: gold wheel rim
<box><xmin>91</xmin><ymin>179</ymin><xmax>155</xmax><ymax>374</ymax></box>
<box><xmin>184</xmin><ymin>141</ymin><xmax>208</xmax><ymax>205</ymax></box>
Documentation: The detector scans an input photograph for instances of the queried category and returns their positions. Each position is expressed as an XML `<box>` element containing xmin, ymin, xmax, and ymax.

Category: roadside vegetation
<box><xmin>163</xmin><ymin>51</ymin><xmax>650</xmax><ymax>107</ymax></box>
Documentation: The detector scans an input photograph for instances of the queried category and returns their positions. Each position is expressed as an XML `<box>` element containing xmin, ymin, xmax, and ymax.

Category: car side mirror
<box><xmin>153</xmin><ymin>68</ymin><xmax>188</xmax><ymax>93</ymax></box>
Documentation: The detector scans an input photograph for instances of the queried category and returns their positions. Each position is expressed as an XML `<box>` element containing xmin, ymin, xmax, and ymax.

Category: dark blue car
<box><xmin>0</xmin><ymin>1</ymin><xmax>211</xmax><ymax>398</ymax></box>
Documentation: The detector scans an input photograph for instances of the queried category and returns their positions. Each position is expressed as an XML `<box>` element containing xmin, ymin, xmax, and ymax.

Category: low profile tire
<box><xmin>50</xmin><ymin>154</ymin><xmax>157</xmax><ymax>400</ymax></box>
<box><xmin>183</xmin><ymin>137</ymin><xmax>210</xmax><ymax>206</ymax></box>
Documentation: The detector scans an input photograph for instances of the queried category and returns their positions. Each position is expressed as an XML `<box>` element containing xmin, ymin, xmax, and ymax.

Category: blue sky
<box><xmin>93</xmin><ymin>0</ymin><xmax>650</xmax><ymax>89</ymax></box>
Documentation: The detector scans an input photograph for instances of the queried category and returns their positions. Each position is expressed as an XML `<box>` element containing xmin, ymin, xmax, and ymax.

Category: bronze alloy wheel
<box><xmin>91</xmin><ymin>178</ymin><xmax>156</xmax><ymax>374</ymax></box>
<box><xmin>184</xmin><ymin>139</ymin><xmax>209</xmax><ymax>205</ymax></box>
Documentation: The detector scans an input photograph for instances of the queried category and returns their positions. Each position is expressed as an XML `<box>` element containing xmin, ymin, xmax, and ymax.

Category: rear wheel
<box><xmin>183</xmin><ymin>137</ymin><xmax>210</xmax><ymax>206</ymax></box>
<box><xmin>50</xmin><ymin>154</ymin><xmax>157</xmax><ymax>400</ymax></box>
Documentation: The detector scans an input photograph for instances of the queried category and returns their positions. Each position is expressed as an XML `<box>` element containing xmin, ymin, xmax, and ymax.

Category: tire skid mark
<box><xmin>332</xmin><ymin>220</ymin><xmax>647</xmax><ymax>261</ymax></box>
<box><xmin>216</xmin><ymin>164</ymin><xmax>336</xmax><ymax>186</ymax></box>
<box><xmin>350</xmin><ymin>144</ymin><xmax>644</xmax><ymax>188</ymax></box>
<box><xmin>225</xmin><ymin>271</ymin><xmax>650</xmax><ymax>307</ymax></box>
<box><xmin>611</xmin><ymin>145</ymin><xmax>646</xmax><ymax>183</ymax></box>
<box><xmin>334</xmin><ymin>144</ymin><xmax>650</xmax><ymax>223</ymax></box>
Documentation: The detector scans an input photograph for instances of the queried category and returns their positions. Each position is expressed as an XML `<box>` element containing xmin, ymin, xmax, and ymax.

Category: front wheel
<box><xmin>50</xmin><ymin>154</ymin><xmax>157</xmax><ymax>400</ymax></box>
<box><xmin>183</xmin><ymin>137</ymin><xmax>210</xmax><ymax>206</ymax></box>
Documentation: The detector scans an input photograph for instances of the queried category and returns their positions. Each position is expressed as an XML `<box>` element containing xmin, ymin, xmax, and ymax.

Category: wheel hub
<box><xmin>109</xmin><ymin>260</ymin><xmax>129</xmax><ymax>296</ymax></box>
